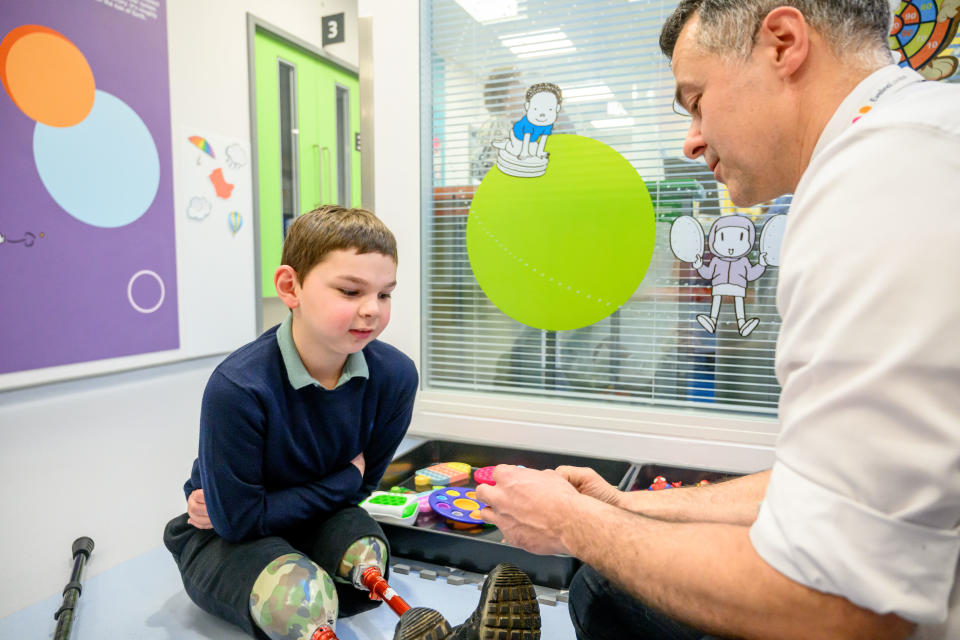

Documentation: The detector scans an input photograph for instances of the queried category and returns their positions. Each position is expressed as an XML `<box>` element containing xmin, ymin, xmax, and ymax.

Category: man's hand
<box><xmin>351</xmin><ymin>452</ymin><xmax>366</xmax><ymax>477</ymax></box>
<box><xmin>759</xmin><ymin>251</ymin><xmax>768</xmax><ymax>267</ymax></box>
<box><xmin>476</xmin><ymin>465</ymin><xmax>582</xmax><ymax>556</ymax></box>
<box><xmin>556</xmin><ymin>465</ymin><xmax>624</xmax><ymax>507</ymax></box>
<box><xmin>693</xmin><ymin>253</ymin><xmax>703</xmax><ymax>269</ymax></box>
<box><xmin>187</xmin><ymin>489</ymin><xmax>212</xmax><ymax>529</ymax></box>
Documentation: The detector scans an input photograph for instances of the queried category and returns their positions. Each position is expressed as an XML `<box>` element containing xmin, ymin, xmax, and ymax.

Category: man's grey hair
<box><xmin>660</xmin><ymin>0</ymin><xmax>894</xmax><ymax>67</ymax></box>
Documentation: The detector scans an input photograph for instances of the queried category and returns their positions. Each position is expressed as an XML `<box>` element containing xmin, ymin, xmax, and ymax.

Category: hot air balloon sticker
<box><xmin>188</xmin><ymin>135</ymin><xmax>215</xmax><ymax>164</ymax></box>
<box><xmin>228</xmin><ymin>210</ymin><xmax>243</xmax><ymax>236</ymax></box>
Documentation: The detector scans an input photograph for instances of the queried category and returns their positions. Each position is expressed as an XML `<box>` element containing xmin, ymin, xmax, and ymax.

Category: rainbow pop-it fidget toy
<box><xmin>413</xmin><ymin>462</ymin><xmax>471</xmax><ymax>487</ymax></box>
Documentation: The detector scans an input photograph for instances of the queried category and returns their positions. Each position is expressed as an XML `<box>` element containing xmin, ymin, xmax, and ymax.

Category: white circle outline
<box><xmin>127</xmin><ymin>270</ymin><xmax>165</xmax><ymax>314</ymax></box>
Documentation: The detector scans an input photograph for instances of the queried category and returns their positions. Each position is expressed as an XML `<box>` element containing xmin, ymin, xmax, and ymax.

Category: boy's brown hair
<box><xmin>281</xmin><ymin>205</ymin><xmax>398</xmax><ymax>281</ymax></box>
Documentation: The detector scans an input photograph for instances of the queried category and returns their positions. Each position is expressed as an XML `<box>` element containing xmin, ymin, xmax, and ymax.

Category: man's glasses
<box><xmin>672</xmin><ymin>98</ymin><xmax>691</xmax><ymax>118</ymax></box>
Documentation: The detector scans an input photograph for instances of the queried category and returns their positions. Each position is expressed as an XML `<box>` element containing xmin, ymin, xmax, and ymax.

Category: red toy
<box><xmin>474</xmin><ymin>465</ymin><xmax>496</xmax><ymax>486</ymax></box>
<box><xmin>646</xmin><ymin>476</ymin><xmax>683</xmax><ymax>491</ymax></box>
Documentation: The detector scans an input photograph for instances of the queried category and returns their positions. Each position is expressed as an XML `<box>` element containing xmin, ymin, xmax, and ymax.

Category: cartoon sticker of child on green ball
<box><xmin>492</xmin><ymin>82</ymin><xmax>562</xmax><ymax>178</ymax></box>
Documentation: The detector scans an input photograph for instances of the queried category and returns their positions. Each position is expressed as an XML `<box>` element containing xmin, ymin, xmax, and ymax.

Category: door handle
<box><xmin>322</xmin><ymin>146</ymin><xmax>332</xmax><ymax>205</ymax></box>
<box><xmin>312</xmin><ymin>143</ymin><xmax>323</xmax><ymax>207</ymax></box>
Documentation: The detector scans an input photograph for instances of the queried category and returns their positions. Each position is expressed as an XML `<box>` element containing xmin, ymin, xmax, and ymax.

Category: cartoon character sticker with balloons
<box><xmin>670</xmin><ymin>214</ymin><xmax>787</xmax><ymax>337</ymax></box>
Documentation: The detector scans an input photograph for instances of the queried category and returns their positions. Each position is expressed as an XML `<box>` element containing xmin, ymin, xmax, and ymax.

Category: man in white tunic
<box><xmin>476</xmin><ymin>1</ymin><xmax>960</xmax><ymax>638</ymax></box>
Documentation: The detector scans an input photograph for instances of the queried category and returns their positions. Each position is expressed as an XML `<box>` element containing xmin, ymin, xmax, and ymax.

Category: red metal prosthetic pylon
<box><xmin>310</xmin><ymin>626</ymin><xmax>338</xmax><ymax>640</ymax></box>
<box><xmin>357</xmin><ymin>565</ymin><xmax>412</xmax><ymax>617</ymax></box>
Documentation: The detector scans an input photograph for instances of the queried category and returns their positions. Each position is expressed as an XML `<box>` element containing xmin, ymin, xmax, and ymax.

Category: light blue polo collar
<box><xmin>277</xmin><ymin>313</ymin><xmax>369</xmax><ymax>390</ymax></box>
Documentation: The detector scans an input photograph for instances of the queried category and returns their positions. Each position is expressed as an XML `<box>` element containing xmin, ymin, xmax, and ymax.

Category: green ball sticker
<box><xmin>467</xmin><ymin>134</ymin><xmax>655</xmax><ymax>331</ymax></box>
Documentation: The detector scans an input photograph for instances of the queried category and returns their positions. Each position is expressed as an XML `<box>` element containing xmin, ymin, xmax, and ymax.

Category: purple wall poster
<box><xmin>0</xmin><ymin>0</ymin><xmax>178</xmax><ymax>375</ymax></box>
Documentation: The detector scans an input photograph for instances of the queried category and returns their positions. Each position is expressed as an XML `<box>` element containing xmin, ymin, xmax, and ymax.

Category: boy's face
<box><xmin>294</xmin><ymin>248</ymin><xmax>397</xmax><ymax>359</ymax></box>
<box><xmin>525</xmin><ymin>92</ymin><xmax>559</xmax><ymax>126</ymax></box>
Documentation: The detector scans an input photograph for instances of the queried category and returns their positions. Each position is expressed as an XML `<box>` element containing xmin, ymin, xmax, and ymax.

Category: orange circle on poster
<box><xmin>0</xmin><ymin>25</ymin><xmax>95</xmax><ymax>127</ymax></box>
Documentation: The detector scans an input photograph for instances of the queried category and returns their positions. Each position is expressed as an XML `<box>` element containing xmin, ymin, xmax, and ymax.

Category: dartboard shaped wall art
<box><xmin>890</xmin><ymin>0</ymin><xmax>960</xmax><ymax>80</ymax></box>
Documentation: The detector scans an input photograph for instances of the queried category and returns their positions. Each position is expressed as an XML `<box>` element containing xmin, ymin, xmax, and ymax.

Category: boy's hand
<box><xmin>351</xmin><ymin>452</ymin><xmax>366</xmax><ymax>477</ymax></box>
<box><xmin>187</xmin><ymin>489</ymin><xmax>213</xmax><ymax>529</ymax></box>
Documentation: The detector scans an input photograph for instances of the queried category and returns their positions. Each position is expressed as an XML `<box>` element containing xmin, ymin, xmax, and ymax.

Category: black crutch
<box><xmin>53</xmin><ymin>537</ymin><xmax>94</xmax><ymax>640</ymax></box>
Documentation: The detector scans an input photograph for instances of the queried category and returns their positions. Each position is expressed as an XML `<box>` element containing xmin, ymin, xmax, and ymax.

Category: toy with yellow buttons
<box><xmin>428</xmin><ymin>486</ymin><xmax>491</xmax><ymax>527</ymax></box>
<box><xmin>359</xmin><ymin>491</ymin><xmax>420</xmax><ymax>525</ymax></box>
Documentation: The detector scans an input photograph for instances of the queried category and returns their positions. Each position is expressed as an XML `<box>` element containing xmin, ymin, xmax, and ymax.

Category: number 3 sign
<box><xmin>322</xmin><ymin>13</ymin><xmax>345</xmax><ymax>46</ymax></box>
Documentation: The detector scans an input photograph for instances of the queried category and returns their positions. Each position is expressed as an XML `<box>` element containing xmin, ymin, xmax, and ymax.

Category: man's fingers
<box><xmin>555</xmin><ymin>465</ymin><xmax>584</xmax><ymax>482</ymax></box>
<box><xmin>490</xmin><ymin>464</ymin><xmax>516</xmax><ymax>482</ymax></box>
<box><xmin>478</xmin><ymin>506</ymin><xmax>498</xmax><ymax>524</ymax></box>
<box><xmin>476</xmin><ymin>481</ymin><xmax>503</xmax><ymax>505</ymax></box>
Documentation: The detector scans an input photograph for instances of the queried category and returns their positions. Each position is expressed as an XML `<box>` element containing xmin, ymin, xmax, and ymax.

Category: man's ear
<box><xmin>757</xmin><ymin>6</ymin><xmax>809</xmax><ymax>78</ymax></box>
<box><xmin>274</xmin><ymin>265</ymin><xmax>301</xmax><ymax>309</ymax></box>
<box><xmin>523</xmin><ymin>100</ymin><xmax>530</xmax><ymax>112</ymax></box>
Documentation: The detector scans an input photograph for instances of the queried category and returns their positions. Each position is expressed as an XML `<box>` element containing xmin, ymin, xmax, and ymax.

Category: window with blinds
<box><xmin>421</xmin><ymin>0</ymin><xmax>785</xmax><ymax>415</ymax></box>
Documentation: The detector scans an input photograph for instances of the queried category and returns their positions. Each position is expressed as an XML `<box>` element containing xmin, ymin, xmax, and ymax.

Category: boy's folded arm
<box><xmin>210</xmin><ymin>464</ymin><xmax>366</xmax><ymax>542</ymax></box>
<box><xmin>262</xmin><ymin>465</ymin><xmax>365</xmax><ymax>532</ymax></box>
<box><xmin>354</xmin><ymin>374</ymin><xmax>418</xmax><ymax>499</ymax></box>
<box><xmin>198</xmin><ymin>373</ymin><xmax>272</xmax><ymax>541</ymax></box>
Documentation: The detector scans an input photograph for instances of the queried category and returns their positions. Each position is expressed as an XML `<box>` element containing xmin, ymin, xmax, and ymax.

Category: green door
<box><xmin>254</xmin><ymin>29</ymin><xmax>361</xmax><ymax>297</ymax></box>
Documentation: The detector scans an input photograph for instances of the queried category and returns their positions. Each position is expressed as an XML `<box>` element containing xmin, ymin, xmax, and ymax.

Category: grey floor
<box><xmin>1</xmin><ymin>436</ymin><xmax>576</xmax><ymax>639</ymax></box>
<box><xmin>0</xmin><ymin>543</ymin><xmax>576</xmax><ymax>639</ymax></box>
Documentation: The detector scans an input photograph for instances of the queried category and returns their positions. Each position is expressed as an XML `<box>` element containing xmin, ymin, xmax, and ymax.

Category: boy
<box><xmin>163</xmin><ymin>206</ymin><xmax>541</xmax><ymax>640</ymax></box>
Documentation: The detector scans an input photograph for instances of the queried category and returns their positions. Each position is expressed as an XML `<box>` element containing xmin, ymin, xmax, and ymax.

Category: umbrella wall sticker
<box><xmin>188</xmin><ymin>135</ymin><xmax>215</xmax><ymax>163</ymax></box>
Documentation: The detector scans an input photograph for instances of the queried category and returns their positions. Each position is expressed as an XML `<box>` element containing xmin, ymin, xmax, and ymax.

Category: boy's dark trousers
<box><xmin>163</xmin><ymin>506</ymin><xmax>390</xmax><ymax>639</ymax></box>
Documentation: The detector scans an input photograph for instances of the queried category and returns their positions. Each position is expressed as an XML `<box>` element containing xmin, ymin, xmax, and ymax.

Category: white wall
<box><xmin>0</xmin><ymin>357</ymin><xmax>218</xmax><ymax>618</ymax></box>
<box><xmin>357</xmin><ymin>0</ymin><xmax>422</xmax><ymax>368</ymax></box>
<box><xmin>0</xmin><ymin>0</ymin><xmax>359</xmax><ymax>619</ymax></box>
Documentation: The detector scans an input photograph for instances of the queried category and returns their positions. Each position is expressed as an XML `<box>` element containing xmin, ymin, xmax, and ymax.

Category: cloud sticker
<box><xmin>186</xmin><ymin>196</ymin><xmax>212</xmax><ymax>221</ymax></box>
<box><xmin>225</xmin><ymin>143</ymin><xmax>248</xmax><ymax>169</ymax></box>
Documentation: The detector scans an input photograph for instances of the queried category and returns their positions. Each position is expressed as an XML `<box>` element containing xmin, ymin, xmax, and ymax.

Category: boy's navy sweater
<box><xmin>183</xmin><ymin>326</ymin><xmax>418</xmax><ymax>543</ymax></box>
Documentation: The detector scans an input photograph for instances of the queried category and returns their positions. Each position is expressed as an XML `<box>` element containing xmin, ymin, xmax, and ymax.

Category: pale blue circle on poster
<box><xmin>33</xmin><ymin>89</ymin><xmax>160</xmax><ymax>228</ymax></box>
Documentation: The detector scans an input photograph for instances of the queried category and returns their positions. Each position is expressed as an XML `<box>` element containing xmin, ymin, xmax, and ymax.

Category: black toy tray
<box><xmin>377</xmin><ymin>439</ymin><xmax>633</xmax><ymax>589</ymax></box>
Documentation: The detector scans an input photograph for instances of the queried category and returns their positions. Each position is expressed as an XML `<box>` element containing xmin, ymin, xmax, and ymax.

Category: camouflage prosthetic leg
<box><xmin>249</xmin><ymin>553</ymin><xmax>339</xmax><ymax>640</ymax></box>
<box><xmin>337</xmin><ymin>536</ymin><xmax>415</xmax><ymax>615</ymax></box>
<box><xmin>336</xmin><ymin>535</ymin><xmax>389</xmax><ymax>582</ymax></box>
